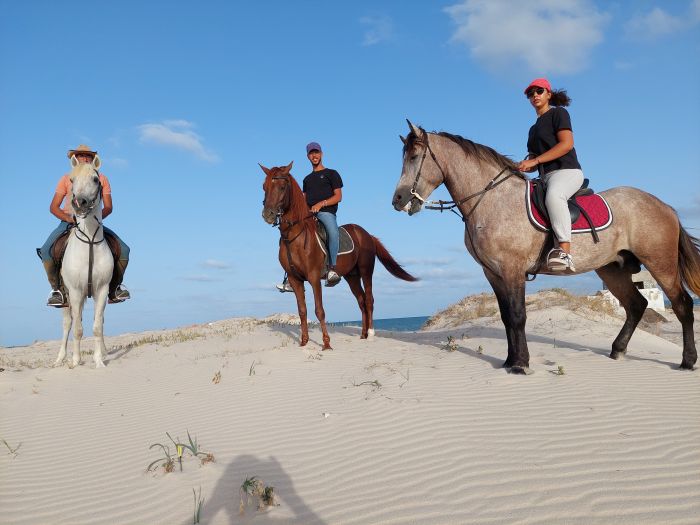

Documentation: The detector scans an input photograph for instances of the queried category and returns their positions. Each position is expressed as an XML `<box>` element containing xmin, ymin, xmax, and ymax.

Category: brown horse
<box><xmin>261</xmin><ymin>162</ymin><xmax>417</xmax><ymax>350</ymax></box>
<box><xmin>392</xmin><ymin>121</ymin><xmax>700</xmax><ymax>373</ymax></box>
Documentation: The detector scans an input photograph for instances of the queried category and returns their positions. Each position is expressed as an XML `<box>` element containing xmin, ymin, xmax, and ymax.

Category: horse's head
<box><xmin>69</xmin><ymin>154</ymin><xmax>103</xmax><ymax>217</ymax></box>
<box><xmin>260</xmin><ymin>161</ymin><xmax>294</xmax><ymax>224</ymax></box>
<box><xmin>392</xmin><ymin>120</ymin><xmax>445</xmax><ymax>216</ymax></box>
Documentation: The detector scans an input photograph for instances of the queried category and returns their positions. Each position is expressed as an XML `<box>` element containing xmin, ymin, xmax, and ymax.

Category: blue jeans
<box><xmin>316</xmin><ymin>211</ymin><xmax>339</xmax><ymax>266</ymax></box>
<box><xmin>39</xmin><ymin>221</ymin><xmax>130</xmax><ymax>262</ymax></box>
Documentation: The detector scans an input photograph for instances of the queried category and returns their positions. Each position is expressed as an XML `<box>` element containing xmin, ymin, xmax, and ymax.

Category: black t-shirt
<box><xmin>302</xmin><ymin>168</ymin><xmax>343</xmax><ymax>214</ymax></box>
<box><xmin>527</xmin><ymin>107</ymin><xmax>581</xmax><ymax>174</ymax></box>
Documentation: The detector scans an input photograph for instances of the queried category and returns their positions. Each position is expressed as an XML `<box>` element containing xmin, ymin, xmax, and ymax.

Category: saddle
<box><xmin>40</xmin><ymin>228</ymin><xmax>121</xmax><ymax>265</ymax></box>
<box><xmin>527</xmin><ymin>178</ymin><xmax>613</xmax><ymax>243</ymax></box>
<box><xmin>315</xmin><ymin>222</ymin><xmax>355</xmax><ymax>268</ymax></box>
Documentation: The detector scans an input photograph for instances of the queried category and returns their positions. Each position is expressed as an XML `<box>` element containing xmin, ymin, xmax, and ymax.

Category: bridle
<box><xmin>407</xmin><ymin>131</ymin><xmax>525</xmax><ymax>222</ymax></box>
<box><xmin>265</xmin><ymin>174</ymin><xmax>315</xmax><ymax>279</ymax></box>
<box><xmin>71</xmin><ymin>169</ymin><xmax>105</xmax><ymax>298</ymax></box>
<box><xmin>405</xmin><ymin>130</ymin><xmax>528</xmax><ymax>278</ymax></box>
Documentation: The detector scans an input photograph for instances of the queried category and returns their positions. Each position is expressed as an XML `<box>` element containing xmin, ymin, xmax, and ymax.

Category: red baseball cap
<box><xmin>524</xmin><ymin>78</ymin><xmax>551</xmax><ymax>94</ymax></box>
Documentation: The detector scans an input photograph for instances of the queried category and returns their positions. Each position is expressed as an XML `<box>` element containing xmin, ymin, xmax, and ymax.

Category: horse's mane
<box><xmin>405</xmin><ymin>127</ymin><xmax>516</xmax><ymax>169</ymax></box>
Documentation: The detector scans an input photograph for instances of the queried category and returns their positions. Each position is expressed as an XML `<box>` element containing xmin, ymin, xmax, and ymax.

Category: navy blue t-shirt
<box><xmin>302</xmin><ymin>168</ymin><xmax>343</xmax><ymax>214</ymax></box>
<box><xmin>527</xmin><ymin>107</ymin><xmax>581</xmax><ymax>174</ymax></box>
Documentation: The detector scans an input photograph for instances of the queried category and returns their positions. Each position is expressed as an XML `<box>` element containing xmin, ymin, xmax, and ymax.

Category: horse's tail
<box><xmin>372</xmin><ymin>236</ymin><xmax>418</xmax><ymax>282</ymax></box>
<box><xmin>678</xmin><ymin>226</ymin><xmax>700</xmax><ymax>297</ymax></box>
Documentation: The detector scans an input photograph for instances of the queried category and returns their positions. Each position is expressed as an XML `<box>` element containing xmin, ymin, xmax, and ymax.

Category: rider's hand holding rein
<box><xmin>310</xmin><ymin>189</ymin><xmax>342</xmax><ymax>214</ymax></box>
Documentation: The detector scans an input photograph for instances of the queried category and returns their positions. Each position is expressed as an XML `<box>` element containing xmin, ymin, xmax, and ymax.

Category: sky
<box><xmin>1</xmin><ymin>0</ymin><xmax>699</xmax><ymax>346</ymax></box>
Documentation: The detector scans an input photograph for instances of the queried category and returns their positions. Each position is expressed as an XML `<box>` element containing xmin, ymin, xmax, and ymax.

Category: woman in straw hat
<box><xmin>38</xmin><ymin>144</ymin><xmax>131</xmax><ymax>307</ymax></box>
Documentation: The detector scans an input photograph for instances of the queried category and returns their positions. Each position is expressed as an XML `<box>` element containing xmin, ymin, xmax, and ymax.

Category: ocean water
<box><xmin>331</xmin><ymin>315</ymin><xmax>430</xmax><ymax>332</ymax></box>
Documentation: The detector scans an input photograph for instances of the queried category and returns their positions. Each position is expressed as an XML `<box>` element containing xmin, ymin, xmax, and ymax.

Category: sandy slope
<box><xmin>1</xmin><ymin>300</ymin><xmax>699</xmax><ymax>525</ymax></box>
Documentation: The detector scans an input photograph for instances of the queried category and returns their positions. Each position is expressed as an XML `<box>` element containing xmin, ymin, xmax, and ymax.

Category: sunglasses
<box><xmin>526</xmin><ymin>87</ymin><xmax>546</xmax><ymax>98</ymax></box>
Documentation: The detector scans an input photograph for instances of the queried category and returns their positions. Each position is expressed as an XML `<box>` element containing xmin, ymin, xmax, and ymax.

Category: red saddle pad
<box><xmin>526</xmin><ymin>181</ymin><xmax>613</xmax><ymax>233</ymax></box>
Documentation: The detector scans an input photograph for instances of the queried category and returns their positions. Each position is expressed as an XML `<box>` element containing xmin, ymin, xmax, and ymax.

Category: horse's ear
<box><xmin>407</xmin><ymin>119</ymin><xmax>421</xmax><ymax>136</ymax></box>
<box><xmin>284</xmin><ymin>161</ymin><xmax>293</xmax><ymax>173</ymax></box>
<box><xmin>70</xmin><ymin>155</ymin><xmax>79</xmax><ymax>168</ymax></box>
<box><xmin>92</xmin><ymin>154</ymin><xmax>101</xmax><ymax>170</ymax></box>
<box><xmin>399</xmin><ymin>135</ymin><xmax>407</xmax><ymax>144</ymax></box>
<box><xmin>258</xmin><ymin>163</ymin><xmax>272</xmax><ymax>176</ymax></box>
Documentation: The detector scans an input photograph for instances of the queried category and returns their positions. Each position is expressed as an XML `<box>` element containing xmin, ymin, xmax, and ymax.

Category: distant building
<box><xmin>600</xmin><ymin>269</ymin><xmax>666</xmax><ymax>313</ymax></box>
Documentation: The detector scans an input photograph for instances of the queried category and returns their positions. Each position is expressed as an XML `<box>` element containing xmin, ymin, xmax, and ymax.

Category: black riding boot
<box><xmin>109</xmin><ymin>259</ymin><xmax>131</xmax><ymax>303</ymax></box>
<box><xmin>43</xmin><ymin>259</ymin><xmax>67</xmax><ymax>307</ymax></box>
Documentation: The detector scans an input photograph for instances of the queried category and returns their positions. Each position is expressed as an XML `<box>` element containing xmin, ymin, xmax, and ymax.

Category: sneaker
<box><xmin>325</xmin><ymin>269</ymin><xmax>341</xmax><ymax>287</ymax></box>
<box><xmin>109</xmin><ymin>285</ymin><xmax>131</xmax><ymax>303</ymax></box>
<box><xmin>276</xmin><ymin>282</ymin><xmax>294</xmax><ymax>293</ymax></box>
<box><xmin>547</xmin><ymin>249</ymin><xmax>576</xmax><ymax>272</ymax></box>
<box><xmin>47</xmin><ymin>289</ymin><xmax>66</xmax><ymax>307</ymax></box>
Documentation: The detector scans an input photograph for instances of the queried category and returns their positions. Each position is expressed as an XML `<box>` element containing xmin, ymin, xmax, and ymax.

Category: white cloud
<box><xmin>360</xmin><ymin>15</ymin><xmax>393</xmax><ymax>46</ymax></box>
<box><xmin>624</xmin><ymin>1</ymin><xmax>700</xmax><ymax>41</ymax></box>
<box><xmin>137</xmin><ymin>120</ymin><xmax>219</xmax><ymax>162</ymax></box>
<box><xmin>181</xmin><ymin>274</ymin><xmax>223</xmax><ymax>282</ymax></box>
<box><xmin>201</xmin><ymin>259</ymin><xmax>231</xmax><ymax>270</ymax></box>
<box><xmin>444</xmin><ymin>0</ymin><xmax>609</xmax><ymax>74</ymax></box>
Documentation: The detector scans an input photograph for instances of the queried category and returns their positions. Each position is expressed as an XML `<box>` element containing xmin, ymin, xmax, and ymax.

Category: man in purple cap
<box><xmin>277</xmin><ymin>141</ymin><xmax>343</xmax><ymax>291</ymax></box>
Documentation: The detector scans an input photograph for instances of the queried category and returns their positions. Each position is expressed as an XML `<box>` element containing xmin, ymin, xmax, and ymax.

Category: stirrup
<box><xmin>276</xmin><ymin>282</ymin><xmax>294</xmax><ymax>293</ymax></box>
<box><xmin>109</xmin><ymin>285</ymin><xmax>130</xmax><ymax>303</ymax></box>
<box><xmin>47</xmin><ymin>289</ymin><xmax>66</xmax><ymax>308</ymax></box>
<box><xmin>325</xmin><ymin>269</ymin><xmax>341</xmax><ymax>287</ymax></box>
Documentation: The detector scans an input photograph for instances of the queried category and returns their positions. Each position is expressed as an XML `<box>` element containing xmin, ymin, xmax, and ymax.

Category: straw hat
<box><xmin>67</xmin><ymin>144</ymin><xmax>97</xmax><ymax>159</ymax></box>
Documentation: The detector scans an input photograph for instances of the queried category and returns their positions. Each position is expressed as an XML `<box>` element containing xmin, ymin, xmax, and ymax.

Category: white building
<box><xmin>599</xmin><ymin>269</ymin><xmax>666</xmax><ymax>313</ymax></box>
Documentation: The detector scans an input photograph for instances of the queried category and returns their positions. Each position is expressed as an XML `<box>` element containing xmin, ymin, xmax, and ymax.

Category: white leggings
<box><xmin>544</xmin><ymin>168</ymin><xmax>584</xmax><ymax>243</ymax></box>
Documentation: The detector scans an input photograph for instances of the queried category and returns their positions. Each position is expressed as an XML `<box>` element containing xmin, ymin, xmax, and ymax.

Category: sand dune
<box><xmin>1</xmin><ymin>293</ymin><xmax>699</xmax><ymax>524</ymax></box>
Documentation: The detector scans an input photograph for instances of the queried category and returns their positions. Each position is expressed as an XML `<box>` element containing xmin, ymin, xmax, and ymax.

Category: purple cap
<box><xmin>306</xmin><ymin>142</ymin><xmax>322</xmax><ymax>154</ymax></box>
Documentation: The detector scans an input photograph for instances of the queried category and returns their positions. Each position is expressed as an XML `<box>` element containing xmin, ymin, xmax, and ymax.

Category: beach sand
<box><xmin>1</xmin><ymin>294</ymin><xmax>699</xmax><ymax>524</ymax></box>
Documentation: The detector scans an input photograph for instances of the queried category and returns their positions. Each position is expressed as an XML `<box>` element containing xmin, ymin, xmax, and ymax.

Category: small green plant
<box><xmin>168</xmin><ymin>431</ymin><xmax>215</xmax><ymax>466</ymax></box>
<box><xmin>476</xmin><ymin>345</ymin><xmax>483</xmax><ymax>355</ymax></box>
<box><xmin>212</xmin><ymin>370</ymin><xmax>221</xmax><ymax>384</ymax></box>
<box><xmin>1</xmin><ymin>437</ymin><xmax>22</xmax><ymax>458</ymax></box>
<box><xmin>556</xmin><ymin>365</ymin><xmax>566</xmax><ymax>375</ymax></box>
<box><xmin>239</xmin><ymin>476</ymin><xmax>277</xmax><ymax>514</ymax></box>
<box><xmin>444</xmin><ymin>335</ymin><xmax>458</xmax><ymax>352</ymax></box>
<box><xmin>249</xmin><ymin>360</ymin><xmax>258</xmax><ymax>376</ymax></box>
<box><xmin>192</xmin><ymin>486</ymin><xmax>204</xmax><ymax>524</ymax></box>
<box><xmin>146</xmin><ymin>443</ymin><xmax>174</xmax><ymax>473</ymax></box>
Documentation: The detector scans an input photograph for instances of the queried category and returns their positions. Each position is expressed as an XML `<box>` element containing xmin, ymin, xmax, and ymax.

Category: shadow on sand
<box><xmin>182</xmin><ymin>454</ymin><xmax>326</xmax><ymax>525</ymax></box>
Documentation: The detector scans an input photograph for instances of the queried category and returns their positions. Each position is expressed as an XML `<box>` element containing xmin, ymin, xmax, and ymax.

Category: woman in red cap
<box><xmin>517</xmin><ymin>78</ymin><xmax>583</xmax><ymax>272</ymax></box>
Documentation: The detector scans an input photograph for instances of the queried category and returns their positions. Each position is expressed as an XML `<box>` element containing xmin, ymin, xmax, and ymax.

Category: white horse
<box><xmin>55</xmin><ymin>155</ymin><xmax>113</xmax><ymax>368</ymax></box>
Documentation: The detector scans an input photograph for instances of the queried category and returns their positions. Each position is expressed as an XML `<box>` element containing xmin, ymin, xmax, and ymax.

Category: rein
<box><xmin>268</xmin><ymin>175</ymin><xmax>315</xmax><ymax>280</ymax></box>
<box><xmin>412</xmin><ymin>132</ymin><xmax>526</xmax><ymax>222</ymax></box>
<box><xmin>71</xmin><ymin>172</ymin><xmax>105</xmax><ymax>298</ymax></box>
<box><xmin>408</xmin><ymin>131</ymin><xmax>528</xmax><ymax>277</ymax></box>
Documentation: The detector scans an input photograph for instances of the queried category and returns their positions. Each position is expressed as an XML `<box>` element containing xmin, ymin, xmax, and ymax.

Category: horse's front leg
<box><xmin>309</xmin><ymin>278</ymin><xmax>332</xmax><ymax>350</ymax></box>
<box><xmin>483</xmin><ymin>268</ymin><xmax>530</xmax><ymax>374</ymax></box>
<box><xmin>55</xmin><ymin>307</ymin><xmax>72</xmax><ymax>366</ymax></box>
<box><xmin>69</xmin><ymin>295</ymin><xmax>86</xmax><ymax>368</ymax></box>
<box><xmin>287</xmin><ymin>274</ymin><xmax>309</xmax><ymax>346</ymax></box>
<box><xmin>92</xmin><ymin>289</ymin><xmax>109</xmax><ymax>368</ymax></box>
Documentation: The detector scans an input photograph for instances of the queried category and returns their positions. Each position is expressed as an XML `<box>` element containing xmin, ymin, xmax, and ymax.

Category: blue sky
<box><xmin>1</xmin><ymin>0</ymin><xmax>699</xmax><ymax>346</ymax></box>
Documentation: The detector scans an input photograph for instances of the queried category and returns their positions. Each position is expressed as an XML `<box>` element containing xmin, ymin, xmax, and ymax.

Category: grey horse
<box><xmin>392</xmin><ymin>121</ymin><xmax>700</xmax><ymax>374</ymax></box>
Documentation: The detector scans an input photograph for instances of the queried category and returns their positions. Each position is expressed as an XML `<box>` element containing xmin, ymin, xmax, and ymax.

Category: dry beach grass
<box><xmin>1</xmin><ymin>292</ymin><xmax>698</xmax><ymax>524</ymax></box>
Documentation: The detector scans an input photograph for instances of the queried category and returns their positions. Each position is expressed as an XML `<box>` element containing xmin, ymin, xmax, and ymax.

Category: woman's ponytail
<box><xmin>549</xmin><ymin>89</ymin><xmax>571</xmax><ymax>107</ymax></box>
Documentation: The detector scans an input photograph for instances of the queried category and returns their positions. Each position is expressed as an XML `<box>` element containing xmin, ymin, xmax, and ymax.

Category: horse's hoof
<box><xmin>95</xmin><ymin>361</ymin><xmax>106</xmax><ymax>369</ymax></box>
<box><xmin>367</xmin><ymin>329</ymin><xmax>375</xmax><ymax>338</ymax></box>
<box><xmin>322</xmin><ymin>345</ymin><xmax>333</xmax><ymax>351</ymax></box>
<box><xmin>609</xmin><ymin>351</ymin><xmax>626</xmax><ymax>360</ymax></box>
<box><xmin>679</xmin><ymin>360</ymin><xmax>696</xmax><ymax>370</ymax></box>
<box><xmin>507</xmin><ymin>365</ymin><xmax>533</xmax><ymax>375</ymax></box>
<box><xmin>360</xmin><ymin>334</ymin><xmax>368</xmax><ymax>339</ymax></box>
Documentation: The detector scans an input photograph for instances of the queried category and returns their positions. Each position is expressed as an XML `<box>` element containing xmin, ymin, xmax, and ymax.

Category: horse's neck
<box><xmin>73</xmin><ymin>210</ymin><xmax>104</xmax><ymax>242</ymax></box>
<box><xmin>438</xmin><ymin>138</ymin><xmax>521</xmax><ymax>211</ymax></box>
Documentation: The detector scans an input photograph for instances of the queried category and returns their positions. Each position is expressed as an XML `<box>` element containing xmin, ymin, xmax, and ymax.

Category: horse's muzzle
<box><xmin>262</xmin><ymin>208</ymin><xmax>277</xmax><ymax>224</ymax></box>
<box><xmin>392</xmin><ymin>190</ymin><xmax>422</xmax><ymax>215</ymax></box>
